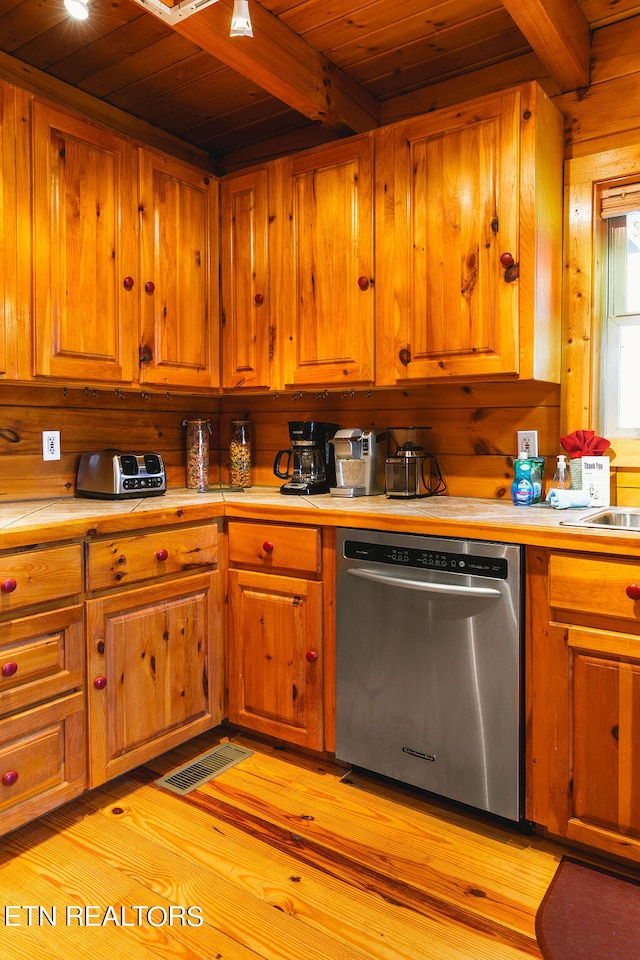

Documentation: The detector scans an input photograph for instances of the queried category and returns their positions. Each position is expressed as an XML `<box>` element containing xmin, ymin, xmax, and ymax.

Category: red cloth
<box><xmin>560</xmin><ymin>429</ymin><xmax>611</xmax><ymax>458</ymax></box>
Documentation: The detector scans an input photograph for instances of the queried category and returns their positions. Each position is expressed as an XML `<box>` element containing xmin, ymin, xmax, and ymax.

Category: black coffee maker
<box><xmin>273</xmin><ymin>421</ymin><xmax>339</xmax><ymax>495</ymax></box>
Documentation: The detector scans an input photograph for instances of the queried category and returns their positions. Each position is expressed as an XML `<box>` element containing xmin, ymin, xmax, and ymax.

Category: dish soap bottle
<box><xmin>511</xmin><ymin>451</ymin><xmax>535</xmax><ymax>506</ymax></box>
<box><xmin>548</xmin><ymin>454</ymin><xmax>571</xmax><ymax>495</ymax></box>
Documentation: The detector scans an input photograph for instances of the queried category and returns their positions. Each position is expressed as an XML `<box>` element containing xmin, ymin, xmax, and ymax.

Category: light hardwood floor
<box><xmin>0</xmin><ymin>727</ymin><xmax>570</xmax><ymax>959</ymax></box>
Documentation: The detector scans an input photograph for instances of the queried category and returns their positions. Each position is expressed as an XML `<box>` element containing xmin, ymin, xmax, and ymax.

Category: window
<box><xmin>601</xmin><ymin>187</ymin><xmax>640</xmax><ymax>436</ymax></box>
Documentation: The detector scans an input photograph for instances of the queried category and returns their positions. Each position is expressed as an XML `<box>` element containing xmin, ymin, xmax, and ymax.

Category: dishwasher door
<box><xmin>335</xmin><ymin>528</ymin><xmax>523</xmax><ymax>821</ymax></box>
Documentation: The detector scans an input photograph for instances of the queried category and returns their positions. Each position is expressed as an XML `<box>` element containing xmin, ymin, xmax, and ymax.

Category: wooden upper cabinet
<box><xmin>375</xmin><ymin>83</ymin><xmax>563</xmax><ymax>385</ymax></box>
<box><xmin>0</xmin><ymin>83</ymin><xmax>19</xmax><ymax>381</ymax></box>
<box><xmin>138</xmin><ymin>150</ymin><xmax>219</xmax><ymax>390</ymax></box>
<box><xmin>31</xmin><ymin>102</ymin><xmax>138</xmax><ymax>383</ymax></box>
<box><xmin>282</xmin><ymin>136</ymin><xmax>375</xmax><ymax>389</ymax></box>
<box><xmin>220</xmin><ymin>167</ymin><xmax>273</xmax><ymax>391</ymax></box>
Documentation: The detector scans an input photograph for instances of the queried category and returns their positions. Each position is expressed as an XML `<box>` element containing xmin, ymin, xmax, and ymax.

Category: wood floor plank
<box><xmin>58</xmin><ymin>768</ymin><xmax>541</xmax><ymax>960</ymax></box>
<box><xmin>0</xmin><ymin>818</ymin><xmax>257</xmax><ymax>960</ymax></box>
<box><xmin>0</xmin><ymin>730</ymin><xmax>568</xmax><ymax>960</ymax></box>
<box><xmin>41</xmin><ymin>787</ymin><xmax>386</xmax><ymax>960</ymax></box>
<box><xmin>166</xmin><ymin>732</ymin><xmax>560</xmax><ymax>934</ymax></box>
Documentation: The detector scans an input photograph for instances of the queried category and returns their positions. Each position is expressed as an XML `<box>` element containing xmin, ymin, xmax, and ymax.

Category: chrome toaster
<box><xmin>76</xmin><ymin>450</ymin><xmax>166</xmax><ymax>499</ymax></box>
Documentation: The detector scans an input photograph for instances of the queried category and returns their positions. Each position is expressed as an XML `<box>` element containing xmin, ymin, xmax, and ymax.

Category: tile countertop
<box><xmin>0</xmin><ymin>486</ymin><xmax>639</xmax><ymax>557</ymax></box>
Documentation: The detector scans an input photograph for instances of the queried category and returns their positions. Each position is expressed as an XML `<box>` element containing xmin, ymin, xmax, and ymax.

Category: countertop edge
<box><xmin>0</xmin><ymin>490</ymin><xmax>638</xmax><ymax>557</ymax></box>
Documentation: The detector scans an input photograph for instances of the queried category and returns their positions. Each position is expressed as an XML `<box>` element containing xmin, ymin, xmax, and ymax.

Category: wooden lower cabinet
<box><xmin>86</xmin><ymin>571</ymin><xmax>222</xmax><ymax>787</ymax></box>
<box><xmin>528</xmin><ymin>546</ymin><xmax>640</xmax><ymax>863</ymax></box>
<box><xmin>226</xmin><ymin>520</ymin><xmax>325</xmax><ymax>750</ymax></box>
<box><xmin>0</xmin><ymin>604</ymin><xmax>85</xmax><ymax>836</ymax></box>
<box><xmin>227</xmin><ymin>568</ymin><xmax>323</xmax><ymax>750</ymax></box>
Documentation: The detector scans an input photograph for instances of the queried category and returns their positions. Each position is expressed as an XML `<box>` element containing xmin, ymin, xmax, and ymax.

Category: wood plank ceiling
<box><xmin>0</xmin><ymin>0</ymin><xmax>637</xmax><ymax>172</ymax></box>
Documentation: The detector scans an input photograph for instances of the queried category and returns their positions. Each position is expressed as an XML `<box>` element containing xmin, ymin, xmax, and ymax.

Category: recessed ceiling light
<box><xmin>64</xmin><ymin>0</ymin><xmax>89</xmax><ymax>20</ymax></box>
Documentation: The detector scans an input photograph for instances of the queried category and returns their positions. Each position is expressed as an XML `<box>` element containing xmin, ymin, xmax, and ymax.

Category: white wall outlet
<box><xmin>42</xmin><ymin>430</ymin><xmax>61</xmax><ymax>461</ymax></box>
<box><xmin>517</xmin><ymin>430</ymin><xmax>538</xmax><ymax>457</ymax></box>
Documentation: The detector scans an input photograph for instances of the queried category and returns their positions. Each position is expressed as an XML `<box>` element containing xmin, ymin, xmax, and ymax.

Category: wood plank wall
<box><xmin>0</xmin><ymin>384</ymin><xmax>220</xmax><ymax>501</ymax></box>
<box><xmin>219</xmin><ymin>381</ymin><xmax>561</xmax><ymax>499</ymax></box>
<box><xmin>0</xmin><ymin>380</ymin><xmax>559</xmax><ymax>502</ymax></box>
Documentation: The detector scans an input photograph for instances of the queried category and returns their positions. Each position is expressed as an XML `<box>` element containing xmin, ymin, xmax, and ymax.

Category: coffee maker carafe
<box><xmin>385</xmin><ymin>426</ymin><xmax>447</xmax><ymax>498</ymax></box>
<box><xmin>273</xmin><ymin>421</ymin><xmax>339</xmax><ymax>495</ymax></box>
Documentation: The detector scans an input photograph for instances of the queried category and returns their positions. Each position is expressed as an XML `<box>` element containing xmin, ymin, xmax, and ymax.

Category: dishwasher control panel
<box><xmin>342</xmin><ymin>539</ymin><xmax>509</xmax><ymax>579</ymax></box>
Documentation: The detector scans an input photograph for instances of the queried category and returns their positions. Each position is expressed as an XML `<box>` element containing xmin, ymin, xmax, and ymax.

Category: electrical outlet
<box><xmin>517</xmin><ymin>430</ymin><xmax>538</xmax><ymax>458</ymax></box>
<box><xmin>42</xmin><ymin>430</ymin><xmax>61</xmax><ymax>461</ymax></box>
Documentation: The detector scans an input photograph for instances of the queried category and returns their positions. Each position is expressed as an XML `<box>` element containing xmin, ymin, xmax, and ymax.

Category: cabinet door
<box><xmin>86</xmin><ymin>572</ymin><xmax>222</xmax><ymax>787</ymax></box>
<box><xmin>31</xmin><ymin>102</ymin><xmax>138</xmax><ymax>383</ymax></box>
<box><xmin>138</xmin><ymin>150</ymin><xmax>219</xmax><ymax>390</ymax></box>
<box><xmin>570</xmin><ymin>627</ymin><xmax>640</xmax><ymax>840</ymax></box>
<box><xmin>0</xmin><ymin>82</ymin><xmax>18</xmax><ymax>380</ymax></box>
<box><xmin>228</xmin><ymin>569</ymin><xmax>323</xmax><ymax>749</ymax></box>
<box><xmin>376</xmin><ymin>90</ymin><xmax>520</xmax><ymax>384</ymax></box>
<box><xmin>0</xmin><ymin>691</ymin><xmax>85</xmax><ymax>836</ymax></box>
<box><xmin>283</xmin><ymin>137</ymin><xmax>374</xmax><ymax>388</ymax></box>
<box><xmin>221</xmin><ymin>168</ymin><xmax>273</xmax><ymax>391</ymax></box>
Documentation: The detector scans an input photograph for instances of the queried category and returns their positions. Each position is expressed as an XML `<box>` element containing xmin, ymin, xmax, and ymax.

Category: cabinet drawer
<box><xmin>0</xmin><ymin>544</ymin><xmax>82</xmax><ymax>614</ymax></box>
<box><xmin>0</xmin><ymin>606</ymin><xmax>84</xmax><ymax>716</ymax></box>
<box><xmin>86</xmin><ymin>524</ymin><xmax>217</xmax><ymax>591</ymax></box>
<box><xmin>549</xmin><ymin>553</ymin><xmax>640</xmax><ymax>625</ymax></box>
<box><xmin>0</xmin><ymin>691</ymin><xmax>85</xmax><ymax>821</ymax></box>
<box><xmin>228</xmin><ymin>521</ymin><xmax>321</xmax><ymax>575</ymax></box>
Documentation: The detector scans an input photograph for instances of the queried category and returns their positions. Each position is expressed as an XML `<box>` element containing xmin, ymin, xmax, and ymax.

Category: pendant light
<box><xmin>230</xmin><ymin>0</ymin><xmax>253</xmax><ymax>37</ymax></box>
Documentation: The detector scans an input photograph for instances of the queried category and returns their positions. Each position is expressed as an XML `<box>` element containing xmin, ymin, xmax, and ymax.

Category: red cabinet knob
<box><xmin>1</xmin><ymin>578</ymin><xmax>17</xmax><ymax>593</ymax></box>
<box><xmin>123</xmin><ymin>276</ymin><xmax>135</xmax><ymax>290</ymax></box>
<box><xmin>156</xmin><ymin>548</ymin><xmax>169</xmax><ymax>562</ymax></box>
<box><xmin>254</xmin><ymin>293</ymin><xmax>264</xmax><ymax>306</ymax></box>
<box><xmin>94</xmin><ymin>676</ymin><xmax>107</xmax><ymax>690</ymax></box>
<box><xmin>626</xmin><ymin>583</ymin><xmax>640</xmax><ymax>600</ymax></box>
<box><xmin>357</xmin><ymin>276</ymin><xmax>371</xmax><ymax>291</ymax></box>
<box><xmin>145</xmin><ymin>280</ymin><xmax>155</xmax><ymax>293</ymax></box>
<box><xmin>2</xmin><ymin>770</ymin><xmax>18</xmax><ymax>787</ymax></box>
<box><xmin>306</xmin><ymin>650</ymin><xmax>318</xmax><ymax>663</ymax></box>
<box><xmin>262</xmin><ymin>541</ymin><xmax>274</xmax><ymax>553</ymax></box>
<box><xmin>1</xmin><ymin>661</ymin><xmax>18</xmax><ymax>678</ymax></box>
<box><xmin>500</xmin><ymin>252</ymin><xmax>515</xmax><ymax>268</ymax></box>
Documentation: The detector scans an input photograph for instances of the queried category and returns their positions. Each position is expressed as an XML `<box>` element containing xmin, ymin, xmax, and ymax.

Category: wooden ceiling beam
<box><xmin>501</xmin><ymin>0</ymin><xmax>591</xmax><ymax>91</ymax></box>
<box><xmin>140</xmin><ymin>0</ymin><xmax>380</xmax><ymax>136</ymax></box>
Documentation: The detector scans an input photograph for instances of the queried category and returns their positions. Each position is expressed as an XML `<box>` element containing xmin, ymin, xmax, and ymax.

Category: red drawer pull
<box><xmin>306</xmin><ymin>650</ymin><xmax>318</xmax><ymax>663</ymax></box>
<box><xmin>262</xmin><ymin>540</ymin><xmax>274</xmax><ymax>553</ymax></box>
<box><xmin>626</xmin><ymin>583</ymin><xmax>640</xmax><ymax>600</ymax></box>
<box><xmin>1</xmin><ymin>661</ymin><xmax>18</xmax><ymax>678</ymax></box>
<box><xmin>156</xmin><ymin>548</ymin><xmax>169</xmax><ymax>562</ymax></box>
<box><xmin>123</xmin><ymin>276</ymin><xmax>134</xmax><ymax>290</ymax></box>
<box><xmin>254</xmin><ymin>292</ymin><xmax>264</xmax><ymax>306</ymax></box>
<box><xmin>145</xmin><ymin>280</ymin><xmax>155</xmax><ymax>294</ymax></box>
<box><xmin>94</xmin><ymin>676</ymin><xmax>107</xmax><ymax>690</ymax></box>
<box><xmin>1</xmin><ymin>578</ymin><xmax>17</xmax><ymax>593</ymax></box>
<box><xmin>2</xmin><ymin>770</ymin><xmax>18</xmax><ymax>787</ymax></box>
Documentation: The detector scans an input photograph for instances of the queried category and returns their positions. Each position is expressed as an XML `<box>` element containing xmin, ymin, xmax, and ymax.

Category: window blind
<box><xmin>600</xmin><ymin>182</ymin><xmax>640</xmax><ymax>218</ymax></box>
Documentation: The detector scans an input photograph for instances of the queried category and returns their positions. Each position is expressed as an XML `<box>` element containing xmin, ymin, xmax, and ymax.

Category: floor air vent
<box><xmin>155</xmin><ymin>742</ymin><xmax>253</xmax><ymax>796</ymax></box>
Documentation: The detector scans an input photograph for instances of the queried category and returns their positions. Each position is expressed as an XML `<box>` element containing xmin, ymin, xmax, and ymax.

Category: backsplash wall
<box><xmin>0</xmin><ymin>380</ymin><xmax>561</xmax><ymax>502</ymax></box>
<box><xmin>0</xmin><ymin>384</ymin><xmax>221</xmax><ymax>501</ymax></box>
<box><xmin>220</xmin><ymin>380</ymin><xmax>562</xmax><ymax>499</ymax></box>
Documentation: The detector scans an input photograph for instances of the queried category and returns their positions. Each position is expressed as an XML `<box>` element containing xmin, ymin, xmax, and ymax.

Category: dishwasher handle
<box><xmin>346</xmin><ymin>567</ymin><xmax>502</xmax><ymax>598</ymax></box>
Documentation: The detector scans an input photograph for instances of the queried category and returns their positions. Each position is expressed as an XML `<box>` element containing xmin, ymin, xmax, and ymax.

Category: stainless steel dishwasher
<box><xmin>335</xmin><ymin>528</ymin><xmax>523</xmax><ymax>822</ymax></box>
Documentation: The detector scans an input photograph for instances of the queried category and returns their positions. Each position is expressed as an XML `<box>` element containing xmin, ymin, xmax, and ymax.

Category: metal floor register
<box><xmin>155</xmin><ymin>742</ymin><xmax>254</xmax><ymax>796</ymax></box>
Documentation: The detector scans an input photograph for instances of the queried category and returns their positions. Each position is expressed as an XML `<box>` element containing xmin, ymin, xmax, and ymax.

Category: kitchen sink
<box><xmin>563</xmin><ymin>507</ymin><xmax>640</xmax><ymax>530</ymax></box>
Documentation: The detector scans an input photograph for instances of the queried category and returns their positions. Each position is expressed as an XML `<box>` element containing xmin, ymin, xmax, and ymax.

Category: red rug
<box><xmin>536</xmin><ymin>857</ymin><xmax>640</xmax><ymax>960</ymax></box>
